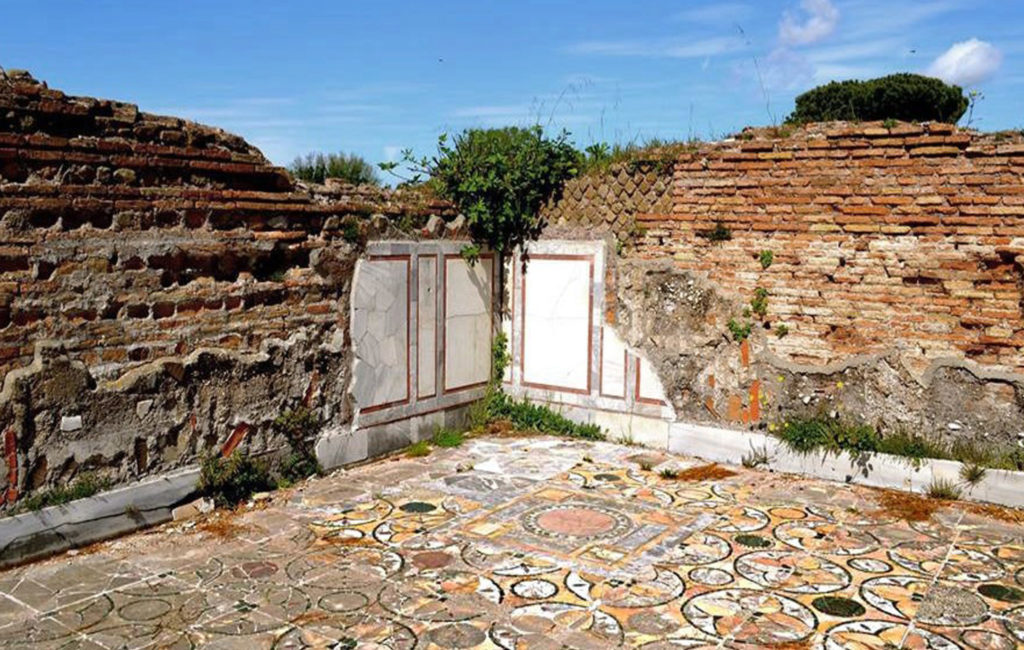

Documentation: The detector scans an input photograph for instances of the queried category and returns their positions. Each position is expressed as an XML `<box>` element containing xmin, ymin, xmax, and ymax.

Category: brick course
<box><xmin>0</xmin><ymin>72</ymin><xmax>452</xmax><ymax>507</ymax></box>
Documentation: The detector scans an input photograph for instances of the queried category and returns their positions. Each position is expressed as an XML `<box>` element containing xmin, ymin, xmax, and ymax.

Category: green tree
<box><xmin>382</xmin><ymin>126</ymin><xmax>580</xmax><ymax>377</ymax></box>
<box><xmin>288</xmin><ymin>151</ymin><xmax>380</xmax><ymax>185</ymax></box>
<box><xmin>416</xmin><ymin>126</ymin><xmax>580</xmax><ymax>255</ymax></box>
<box><xmin>786</xmin><ymin>74</ymin><xmax>969</xmax><ymax>124</ymax></box>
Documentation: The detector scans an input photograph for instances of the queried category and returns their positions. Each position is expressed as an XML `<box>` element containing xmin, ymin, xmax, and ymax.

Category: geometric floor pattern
<box><xmin>1</xmin><ymin>435</ymin><xmax>1023</xmax><ymax>648</ymax></box>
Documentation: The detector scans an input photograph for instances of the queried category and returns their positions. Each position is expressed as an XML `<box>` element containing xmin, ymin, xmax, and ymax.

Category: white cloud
<box><xmin>927</xmin><ymin>38</ymin><xmax>1003</xmax><ymax>86</ymax></box>
<box><xmin>779</xmin><ymin>0</ymin><xmax>840</xmax><ymax>46</ymax></box>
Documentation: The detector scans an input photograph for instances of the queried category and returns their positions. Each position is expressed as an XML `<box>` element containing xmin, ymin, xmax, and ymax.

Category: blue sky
<box><xmin>1</xmin><ymin>1</ymin><xmax>1020</xmax><ymax>170</ymax></box>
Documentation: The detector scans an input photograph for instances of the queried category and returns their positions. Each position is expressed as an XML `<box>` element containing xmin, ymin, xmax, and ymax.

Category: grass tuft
<box><xmin>199</xmin><ymin>453</ymin><xmax>276</xmax><ymax>508</ymax></box>
<box><xmin>959</xmin><ymin>462</ymin><xmax>987</xmax><ymax>486</ymax></box>
<box><xmin>405</xmin><ymin>441</ymin><xmax>432</xmax><ymax>458</ymax></box>
<box><xmin>925</xmin><ymin>477</ymin><xmax>963</xmax><ymax>501</ymax></box>
<box><xmin>12</xmin><ymin>473</ymin><xmax>113</xmax><ymax>514</ymax></box>
<box><xmin>432</xmin><ymin>427</ymin><xmax>465</xmax><ymax>448</ymax></box>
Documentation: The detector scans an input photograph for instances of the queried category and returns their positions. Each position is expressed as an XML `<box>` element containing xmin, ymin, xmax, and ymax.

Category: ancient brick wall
<box><xmin>0</xmin><ymin>72</ymin><xmax>450</xmax><ymax>507</ymax></box>
<box><xmin>549</xmin><ymin>122</ymin><xmax>1024</xmax><ymax>443</ymax></box>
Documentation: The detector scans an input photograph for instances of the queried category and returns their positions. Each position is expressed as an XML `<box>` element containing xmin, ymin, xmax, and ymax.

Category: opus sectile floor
<box><xmin>1</xmin><ymin>436</ymin><xmax>1024</xmax><ymax>649</ymax></box>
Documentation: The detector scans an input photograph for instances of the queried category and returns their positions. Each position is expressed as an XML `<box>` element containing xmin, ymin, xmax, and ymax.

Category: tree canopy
<box><xmin>289</xmin><ymin>151</ymin><xmax>380</xmax><ymax>185</ymax></box>
<box><xmin>786</xmin><ymin>73</ymin><xmax>969</xmax><ymax>124</ymax></box>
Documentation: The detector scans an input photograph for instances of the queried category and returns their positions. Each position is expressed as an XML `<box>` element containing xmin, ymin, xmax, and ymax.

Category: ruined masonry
<box><xmin>1</xmin><ymin>71</ymin><xmax>1024</xmax><ymax>514</ymax></box>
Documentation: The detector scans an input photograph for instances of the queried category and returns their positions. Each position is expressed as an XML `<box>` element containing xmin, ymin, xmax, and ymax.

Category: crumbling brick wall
<box><xmin>0</xmin><ymin>72</ymin><xmax>451</xmax><ymax>508</ymax></box>
<box><xmin>549</xmin><ymin>122</ymin><xmax>1024</xmax><ymax>444</ymax></box>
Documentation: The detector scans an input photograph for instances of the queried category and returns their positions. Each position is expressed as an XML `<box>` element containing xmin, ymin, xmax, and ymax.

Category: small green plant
<box><xmin>432</xmin><ymin>427</ymin><xmax>464</xmax><ymax>448</ymax></box>
<box><xmin>742</xmin><ymin>445</ymin><xmax>772</xmax><ymax>468</ymax></box>
<box><xmin>459</xmin><ymin>243</ymin><xmax>481</xmax><ymax>265</ymax></box>
<box><xmin>488</xmin><ymin>392</ymin><xmax>604</xmax><ymax>440</ymax></box>
<box><xmin>775</xmin><ymin>323</ymin><xmax>790</xmax><ymax>338</ymax></box>
<box><xmin>491</xmin><ymin>331</ymin><xmax>511</xmax><ymax>383</ymax></box>
<box><xmin>699</xmin><ymin>221</ymin><xmax>732</xmax><ymax>243</ymax></box>
<box><xmin>876</xmin><ymin>429</ymin><xmax>949</xmax><ymax>467</ymax></box>
<box><xmin>273</xmin><ymin>407</ymin><xmax>322</xmax><ymax>483</ymax></box>
<box><xmin>959</xmin><ymin>462</ymin><xmax>987</xmax><ymax>486</ymax></box>
<box><xmin>340</xmin><ymin>217</ymin><xmax>362</xmax><ymax>244</ymax></box>
<box><xmin>406</xmin><ymin>441</ymin><xmax>432</xmax><ymax>458</ymax></box>
<box><xmin>289</xmin><ymin>151</ymin><xmax>381</xmax><ymax>185</ymax></box>
<box><xmin>926</xmin><ymin>477</ymin><xmax>962</xmax><ymax>500</ymax></box>
<box><xmin>758</xmin><ymin>250</ymin><xmax>774</xmax><ymax>269</ymax></box>
<box><xmin>659</xmin><ymin>468</ymin><xmax>680</xmax><ymax>479</ymax></box>
<box><xmin>199</xmin><ymin>452</ymin><xmax>276</xmax><ymax>508</ymax></box>
<box><xmin>882</xmin><ymin>118</ymin><xmax>898</xmax><ymax>129</ymax></box>
<box><xmin>727</xmin><ymin>318</ymin><xmax>753</xmax><ymax>342</ymax></box>
<box><xmin>776</xmin><ymin>416</ymin><xmax>880</xmax><ymax>455</ymax></box>
<box><xmin>750</xmin><ymin>287</ymin><xmax>769</xmax><ymax>318</ymax></box>
<box><xmin>638</xmin><ymin>459</ymin><xmax>654</xmax><ymax>471</ymax></box>
<box><xmin>12</xmin><ymin>472</ymin><xmax>113</xmax><ymax>514</ymax></box>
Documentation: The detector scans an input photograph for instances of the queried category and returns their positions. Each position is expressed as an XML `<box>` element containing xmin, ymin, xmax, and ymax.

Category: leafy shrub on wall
<box><xmin>787</xmin><ymin>74</ymin><xmax>969</xmax><ymax>124</ymax></box>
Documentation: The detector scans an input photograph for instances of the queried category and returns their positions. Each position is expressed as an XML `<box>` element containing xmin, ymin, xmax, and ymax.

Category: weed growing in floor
<box><xmin>11</xmin><ymin>473</ymin><xmax>113</xmax><ymax>514</ymax></box>
<box><xmin>273</xmin><ymin>406</ymin><xmax>323</xmax><ymax>483</ymax></box>
<box><xmin>199</xmin><ymin>452</ymin><xmax>276</xmax><ymax>508</ymax></box>
<box><xmin>926</xmin><ymin>477</ymin><xmax>963</xmax><ymax>500</ymax></box>
<box><xmin>659</xmin><ymin>468</ymin><xmax>680</xmax><ymax>479</ymax></box>
<box><xmin>488</xmin><ymin>393</ymin><xmax>604</xmax><ymax>440</ymax></box>
<box><xmin>741</xmin><ymin>445</ymin><xmax>772</xmax><ymax>468</ymax></box>
<box><xmin>777</xmin><ymin>415</ymin><xmax>1024</xmax><ymax>477</ymax></box>
<box><xmin>432</xmin><ymin>428</ymin><xmax>464</xmax><ymax>448</ymax></box>
<box><xmin>960</xmin><ymin>462</ymin><xmax>987</xmax><ymax>486</ymax></box>
<box><xmin>406</xmin><ymin>441</ymin><xmax>432</xmax><ymax>458</ymax></box>
<box><xmin>638</xmin><ymin>459</ymin><xmax>654</xmax><ymax>471</ymax></box>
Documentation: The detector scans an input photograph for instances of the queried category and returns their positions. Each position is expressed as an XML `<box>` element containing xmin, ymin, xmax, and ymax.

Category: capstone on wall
<box><xmin>0</xmin><ymin>71</ymin><xmax>452</xmax><ymax>508</ymax></box>
<box><xmin>547</xmin><ymin>122</ymin><xmax>1024</xmax><ymax>445</ymax></box>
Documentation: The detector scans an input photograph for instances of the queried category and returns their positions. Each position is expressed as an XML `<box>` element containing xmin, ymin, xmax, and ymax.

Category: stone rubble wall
<box><xmin>546</xmin><ymin>123</ymin><xmax>1024</xmax><ymax>445</ymax></box>
<box><xmin>0</xmin><ymin>72</ymin><xmax>452</xmax><ymax>509</ymax></box>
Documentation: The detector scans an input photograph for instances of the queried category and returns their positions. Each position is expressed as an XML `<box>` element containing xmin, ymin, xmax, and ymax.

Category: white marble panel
<box><xmin>417</xmin><ymin>256</ymin><xmax>437</xmax><ymax>398</ymax></box>
<box><xmin>444</xmin><ymin>256</ymin><xmax>493</xmax><ymax>391</ymax></box>
<box><xmin>352</xmin><ymin>258</ymin><xmax>409</xmax><ymax>411</ymax></box>
<box><xmin>522</xmin><ymin>257</ymin><xmax>591</xmax><ymax>392</ymax></box>
<box><xmin>600</xmin><ymin>326</ymin><xmax>627</xmax><ymax>398</ymax></box>
<box><xmin>637</xmin><ymin>356</ymin><xmax>667</xmax><ymax>404</ymax></box>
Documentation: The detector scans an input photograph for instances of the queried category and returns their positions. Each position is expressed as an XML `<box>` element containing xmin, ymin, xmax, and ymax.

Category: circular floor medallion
<box><xmin>688</xmin><ymin>567</ymin><xmax>733</xmax><ymax>586</ymax></box>
<box><xmin>379</xmin><ymin>571</ymin><xmax>502</xmax><ymax>622</ymax></box>
<box><xmin>848</xmin><ymin>558</ymin><xmax>892</xmax><ymax>574</ymax></box>
<box><xmin>862</xmin><ymin>575</ymin><xmax>988</xmax><ymax>627</ymax></box>
<box><xmin>735</xmin><ymin>550</ymin><xmax>851</xmax><ymax>594</ymax></box>
<box><xmin>824</xmin><ymin>620</ymin><xmax>959</xmax><ymax>650</ymax></box>
<box><xmin>511</xmin><ymin>579</ymin><xmax>558</xmax><ymax>600</ymax></box>
<box><xmin>592</xmin><ymin>567</ymin><xmax>685</xmax><ymax>608</ymax></box>
<box><xmin>960</xmin><ymin>629</ymin><xmax>1018</xmax><ymax>650</ymax></box>
<box><xmin>522</xmin><ymin>503</ymin><xmax>633</xmax><ymax>540</ymax></box>
<box><xmin>775</xmin><ymin>520</ymin><xmax>878</xmax><ymax>555</ymax></box>
<box><xmin>671</xmin><ymin>532</ymin><xmax>731</xmax><ymax>566</ymax></box>
<box><xmin>890</xmin><ymin>543</ymin><xmax>1004</xmax><ymax>582</ymax></box>
<box><xmin>489</xmin><ymin>602</ymin><xmax>623</xmax><ymax>650</ymax></box>
<box><xmin>682</xmin><ymin>588</ymin><xmax>816</xmax><ymax>645</ymax></box>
